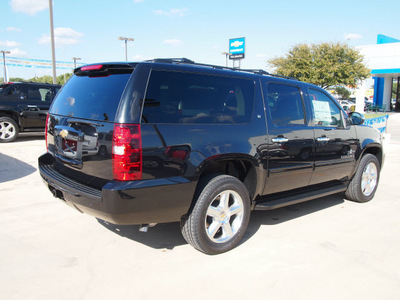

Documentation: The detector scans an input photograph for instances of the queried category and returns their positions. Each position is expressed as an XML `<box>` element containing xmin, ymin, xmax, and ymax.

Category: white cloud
<box><xmin>154</xmin><ymin>8</ymin><xmax>188</xmax><ymax>17</ymax></box>
<box><xmin>9</xmin><ymin>48</ymin><xmax>27</xmax><ymax>57</ymax></box>
<box><xmin>0</xmin><ymin>40</ymin><xmax>21</xmax><ymax>47</ymax></box>
<box><xmin>163</xmin><ymin>39</ymin><xmax>183</xmax><ymax>47</ymax></box>
<box><xmin>38</xmin><ymin>27</ymin><xmax>84</xmax><ymax>47</ymax></box>
<box><xmin>133</xmin><ymin>0</ymin><xmax>144</xmax><ymax>3</ymax></box>
<box><xmin>344</xmin><ymin>33</ymin><xmax>363</xmax><ymax>40</ymax></box>
<box><xmin>10</xmin><ymin>0</ymin><xmax>48</xmax><ymax>16</ymax></box>
<box><xmin>7</xmin><ymin>27</ymin><xmax>22</xmax><ymax>32</ymax></box>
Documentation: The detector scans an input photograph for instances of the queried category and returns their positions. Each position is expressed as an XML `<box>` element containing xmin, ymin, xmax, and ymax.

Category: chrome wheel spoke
<box><xmin>219</xmin><ymin>191</ymin><xmax>230</xmax><ymax>210</ymax></box>
<box><xmin>207</xmin><ymin>205</ymin><xmax>221</xmax><ymax>218</ymax></box>
<box><xmin>229</xmin><ymin>203</ymin><xmax>243</xmax><ymax>216</ymax></box>
<box><xmin>221</xmin><ymin>222</ymin><xmax>233</xmax><ymax>239</ymax></box>
<box><xmin>207</xmin><ymin>220</ymin><xmax>222</xmax><ymax>238</ymax></box>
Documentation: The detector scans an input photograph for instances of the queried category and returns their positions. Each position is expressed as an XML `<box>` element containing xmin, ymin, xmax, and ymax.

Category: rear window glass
<box><xmin>51</xmin><ymin>73</ymin><xmax>131</xmax><ymax>122</ymax></box>
<box><xmin>142</xmin><ymin>70</ymin><xmax>254</xmax><ymax>124</ymax></box>
<box><xmin>266</xmin><ymin>83</ymin><xmax>306</xmax><ymax>126</ymax></box>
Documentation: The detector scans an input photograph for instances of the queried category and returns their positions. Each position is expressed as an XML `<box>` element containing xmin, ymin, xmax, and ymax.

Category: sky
<box><xmin>1</xmin><ymin>0</ymin><xmax>400</xmax><ymax>79</ymax></box>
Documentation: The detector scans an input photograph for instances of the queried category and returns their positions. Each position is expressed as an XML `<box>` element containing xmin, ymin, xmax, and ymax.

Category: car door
<box><xmin>20</xmin><ymin>85</ymin><xmax>53</xmax><ymax>129</ymax></box>
<box><xmin>307</xmin><ymin>88</ymin><xmax>357</xmax><ymax>185</ymax></box>
<box><xmin>262</xmin><ymin>81</ymin><xmax>314</xmax><ymax>195</ymax></box>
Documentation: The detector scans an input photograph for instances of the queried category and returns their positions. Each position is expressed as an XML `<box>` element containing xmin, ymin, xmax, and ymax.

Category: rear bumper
<box><xmin>38</xmin><ymin>153</ymin><xmax>196</xmax><ymax>225</ymax></box>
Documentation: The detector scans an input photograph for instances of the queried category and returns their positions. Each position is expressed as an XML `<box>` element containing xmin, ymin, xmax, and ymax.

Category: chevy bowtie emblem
<box><xmin>60</xmin><ymin>129</ymin><xmax>69</xmax><ymax>139</ymax></box>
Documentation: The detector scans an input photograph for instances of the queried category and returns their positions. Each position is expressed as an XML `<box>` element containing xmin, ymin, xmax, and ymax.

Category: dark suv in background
<box><xmin>0</xmin><ymin>82</ymin><xmax>61</xmax><ymax>142</ymax></box>
<box><xmin>39</xmin><ymin>59</ymin><xmax>383</xmax><ymax>254</ymax></box>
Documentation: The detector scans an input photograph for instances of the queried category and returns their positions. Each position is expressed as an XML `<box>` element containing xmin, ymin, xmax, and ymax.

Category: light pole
<box><xmin>1</xmin><ymin>50</ymin><xmax>11</xmax><ymax>82</ymax></box>
<box><xmin>72</xmin><ymin>57</ymin><xmax>81</xmax><ymax>69</ymax></box>
<box><xmin>221</xmin><ymin>52</ymin><xmax>230</xmax><ymax>67</ymax></box>
<box><xmin>48</xmin><ymin>0</ymin><xmax>57</xmax><ymax>84</ymax></box>
<box><xmin>118</xmin><ymin>37</ymin><xmax>134</xmax><ymax>61</ymax></box>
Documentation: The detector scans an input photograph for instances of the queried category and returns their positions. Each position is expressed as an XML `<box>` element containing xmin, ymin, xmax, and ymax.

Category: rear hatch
<box><xmin>46</xmin><ymin>64</ymin><xmax>135</xmax><ymax>189</ymax></box>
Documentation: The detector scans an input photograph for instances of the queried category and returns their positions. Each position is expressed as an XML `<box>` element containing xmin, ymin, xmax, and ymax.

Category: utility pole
<box><xmin>72</xmin><ymin>57</ymin><xmax>81</xmax><ymax>69</ymax></box>
<box><xmin>49</xmin><ymin>0</ymin><xmax>57</xmax><ymax>84</ymax></box>
<box><xmin>1</xmin><ymin>50</ymin><xmax>11</xmax><ymax>82</ymax></box>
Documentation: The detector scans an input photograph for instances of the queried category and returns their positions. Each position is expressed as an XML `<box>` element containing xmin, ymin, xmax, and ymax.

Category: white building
<box><xmin>355</xmin><ymin>34</ymin><xmax>400</xmax><ymax>112</ymax></box>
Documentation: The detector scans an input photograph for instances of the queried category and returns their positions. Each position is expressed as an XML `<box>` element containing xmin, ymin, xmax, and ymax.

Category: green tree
<box><xmin>268</xmin><ymin>42</ymin><xmax>371</xmax><ymax>89</ymax></box>
<box><xmin>393</xmin><ymin>82</ymin><xmax>398</xmax><ymax>99</ymax></box>
<box><xmin>9</xmin><ymin>77</ymin><xmax>26</xmax><ymax>82</ymax></box>
<box><xmin>57</xmin><ymin>73</ymin><xmax>72</xmax><ymax>85</ymax></box>
<box><xmin>334</xmin><ymin>86</ymin><xmax>351</xmax><ymax>100</ymax></box>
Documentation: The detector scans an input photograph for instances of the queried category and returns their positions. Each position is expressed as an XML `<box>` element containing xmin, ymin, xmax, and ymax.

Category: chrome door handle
<box><xmin>317</xmin><ymin>136</ymin><xmax>330</xmax><ymax>142</ymax></box>
<box><xmin>27</xmin><ymin>105</ymin><xmax>39</xmax><ymax>111</ymax></box>
<box><xmin>271</xmin><ymin>137</ymin><xmax>289</xmax><ymax>143</ymax></box>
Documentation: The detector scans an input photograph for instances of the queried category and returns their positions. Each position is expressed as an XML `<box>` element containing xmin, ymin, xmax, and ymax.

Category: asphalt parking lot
<box><xmin>1</xmin><ymin>116</ymin><xmax>400</xmax><ymax>300</ymax></box>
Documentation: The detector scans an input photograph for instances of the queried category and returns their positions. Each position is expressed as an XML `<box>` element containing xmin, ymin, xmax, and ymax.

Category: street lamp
<box><xmin>1</xmin><ymin>50</ymin><xmax>11</xmax><ymax>82</ymax></box>
<box><xmin>118</xmin><ymin>37</ymin><xmax>134</xmax><ymax>61</ymax></box>
<box><xmin>72</xmin><ymin>57</ymin><xmax>81</xmax><ymax>69</ymax></box>
<box><xmin>221</xmin><ymin>52</ymin><xmax>230</xmax><ymax>68</ymax></box>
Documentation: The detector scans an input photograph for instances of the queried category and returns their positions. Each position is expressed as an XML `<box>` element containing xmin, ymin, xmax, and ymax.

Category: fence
<box><xmin>363</xmin><ymin>114</ymin><xmax>389</xmax><ymax>133</ymax></box>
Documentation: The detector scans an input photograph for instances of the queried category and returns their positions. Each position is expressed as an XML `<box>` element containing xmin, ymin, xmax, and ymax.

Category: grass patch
<box><xmin>364</xmin><ymin>112</ymin><xmax>388</xmax><ymax>119</ymax></box>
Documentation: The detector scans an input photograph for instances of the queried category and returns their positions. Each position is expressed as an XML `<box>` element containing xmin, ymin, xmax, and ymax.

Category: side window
<box><xmin>309</xmin><ymin>89</ymin><xmax>342</xmax><ymax>127</ymax></box>
<box><xmin>27</xmin><ymin>87</ymin><xmax>45</xmax><ymax>101</ymax></box>
<box><xmin>5</xmin><ymin>86</ymin><xmax>24</xmax><ymax>99</ymax></box>
<box><xmin>266</xmin><ymin>83</ymin><xmax>305</xmax><ymax>126</ymax></box>
<box><xmin>142</xmin><ymin>70</ymin><xmax>254</xmax><ymax>124</ymax></box>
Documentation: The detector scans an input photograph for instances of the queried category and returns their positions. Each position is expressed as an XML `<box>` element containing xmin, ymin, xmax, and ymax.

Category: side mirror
<box><xmin>349</xmin><ymin>112</ymin><xmax>365</xmax><ymax>125</ymax></box>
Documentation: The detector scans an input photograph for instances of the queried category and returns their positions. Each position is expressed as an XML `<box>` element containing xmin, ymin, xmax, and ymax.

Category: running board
<box><xmin>254</xmin><ymin>184</ymin><xmax>347</xmax><ymax>210</ymax></box>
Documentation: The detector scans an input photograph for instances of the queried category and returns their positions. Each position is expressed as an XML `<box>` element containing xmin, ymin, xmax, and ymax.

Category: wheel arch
<box><xmin>360</xmin><ymin>143</ymin><xmax>383</xmax><ymax>168</ymax></box>
<box><xmin>182</xmin><ymin>156</ymin><xmax>260</xmax><ymax>221</ymax></box>
<box><xmin>0</xmin><ymin>110</ymin><xmax>21</xmax><ymax>129</ymax></box>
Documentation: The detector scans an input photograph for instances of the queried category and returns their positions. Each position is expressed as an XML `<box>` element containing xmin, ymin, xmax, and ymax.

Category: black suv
<box><xmin>0</xmin><ymin>82</ymin><xmax>61</xmax><ymax>142</ymax></box>
<box><xmin>38</xmin><ymin>59</ymin><xmax>383</xmax><ymax>254</ymax></box>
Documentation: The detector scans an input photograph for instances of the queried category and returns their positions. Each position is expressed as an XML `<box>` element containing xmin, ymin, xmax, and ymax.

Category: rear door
<box><xmin>262</xmin><ymin>81</ymin><xmax>314</xmax><ymax>195</ymax></box>
<box><xmin>20</xmin><ymin>84</ymin><xmax>53</xmax><ymax>128</ymax></box>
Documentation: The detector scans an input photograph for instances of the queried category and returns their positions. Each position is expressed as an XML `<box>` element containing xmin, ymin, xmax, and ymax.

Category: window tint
<box><xmin>51</xmin><ymin>73</ymin><xmax>131</xmax><ymax>122</ymax></box>
<box><xmin>27</xmin><ymin>87</ymin><xmax>52</xmax><ymax>101</ymax></box>
<box><xmin>27</xmin><ymin>87</ymin><xmax>42</xmax><ymax>101</ymax></box>
<box><xmin>5</xmin><ymin>85</ymin><xmax>24</xmax><ymax>99</ymax></box>
<box><xmin>309</xmin><ymin>89</ymin><xmax>342</xmax><ymax>127</ymax></box>
<box><xmin>266</xmin><ymin>83</ymin><xmax>305</xmax><ymax>126</ymax></box>
<box><xmin>142</xmin><ymin>70</ymin><xmax>254</xmax><ymax>124</ymax></box>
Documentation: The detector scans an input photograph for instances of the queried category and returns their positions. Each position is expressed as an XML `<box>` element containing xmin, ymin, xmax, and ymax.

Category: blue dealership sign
<box><xmin>229</xmin><ymin>37</ymin><xmax>245</xmax><ymax>59</ymax></box>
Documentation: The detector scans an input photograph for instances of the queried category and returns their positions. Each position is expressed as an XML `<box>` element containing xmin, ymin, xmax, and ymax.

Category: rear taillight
<box><xmin>45</xmin><ymin>113</ymin><xmax>50</xmax><ymax>152</ymax></box>
<box><xmin>112</xmin><ymin>124</ymin><xmax>142</xmax><ymax>181</ymax></box>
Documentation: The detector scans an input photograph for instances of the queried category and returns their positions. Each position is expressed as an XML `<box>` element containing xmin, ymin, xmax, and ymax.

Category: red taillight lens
<box><xmin>45</xmin><ymin>113</ymin><xmax>50</xmax><ymax>152</ymax></box>
<box><xmin>81</xmin><ymin>64</ymin><xmax>103</xmax><ymax>71</ymax></box>
<box><xmin>112</xmin><ymin>124</ymin><xmax>142</xmax><ymax>181</ymax></box>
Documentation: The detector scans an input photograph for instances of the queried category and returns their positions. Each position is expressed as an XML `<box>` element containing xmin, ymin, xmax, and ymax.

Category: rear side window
<box><xmin>142</xmin><ymin>70</ymin><xmax>254</xmax><ymax>124</ymax></box>
<box><xmin>51</xmin><ymin>73</ymin><xmax>131</xmax><ymax>122</ymax></box>
<box><xmin>266</xmin><ymin>83</ymin><xmax>305</xmax><ymax>126</ymax></box>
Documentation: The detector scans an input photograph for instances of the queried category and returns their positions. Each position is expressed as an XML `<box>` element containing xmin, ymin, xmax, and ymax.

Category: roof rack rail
<box><xmin>148</xmin><ymin>58</ymin><xmax>195</xmax><ymax>64</ymax></box>
<box><xmin>147</xmin><ymin>58</ymin><xmax>299</xmax><ymax>81</ymax></box>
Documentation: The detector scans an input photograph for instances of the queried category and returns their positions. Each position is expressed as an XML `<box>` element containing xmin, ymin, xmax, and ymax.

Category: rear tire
<box><xmin>181</xmin><ymin>175</ymin><xmax>250</xmax><ymax>255</ymax></box>
<box><xmin>0</xmin><ymin>117</ymin><xmax>19</xmax><ymax>143</ymax></box>
<box><xmin>345</xmin><ymin>154</ymin><xmax>380</xmax><ymax>203</ymax></box>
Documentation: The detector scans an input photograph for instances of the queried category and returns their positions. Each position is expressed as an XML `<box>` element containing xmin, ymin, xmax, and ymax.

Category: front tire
<box><xmin>0</xmin><ymin>117</ymin><xmax>19</xmax><ymax>143</ymax></box>
<box><xmin>345</xmin><ymin>154</ymin><xmax>380</xmax><ymax>203</ymax></box>
<box><xmin>181</xmin><ymin>175</ymin><xmax>250</xmax><ymax>255</ymax></box>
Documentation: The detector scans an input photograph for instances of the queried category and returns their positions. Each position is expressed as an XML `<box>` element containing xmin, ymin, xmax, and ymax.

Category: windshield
<box><xmin>50</xmin><ymin>73</ymin><xmax>132</xmax><ymax>122</ymax></box>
